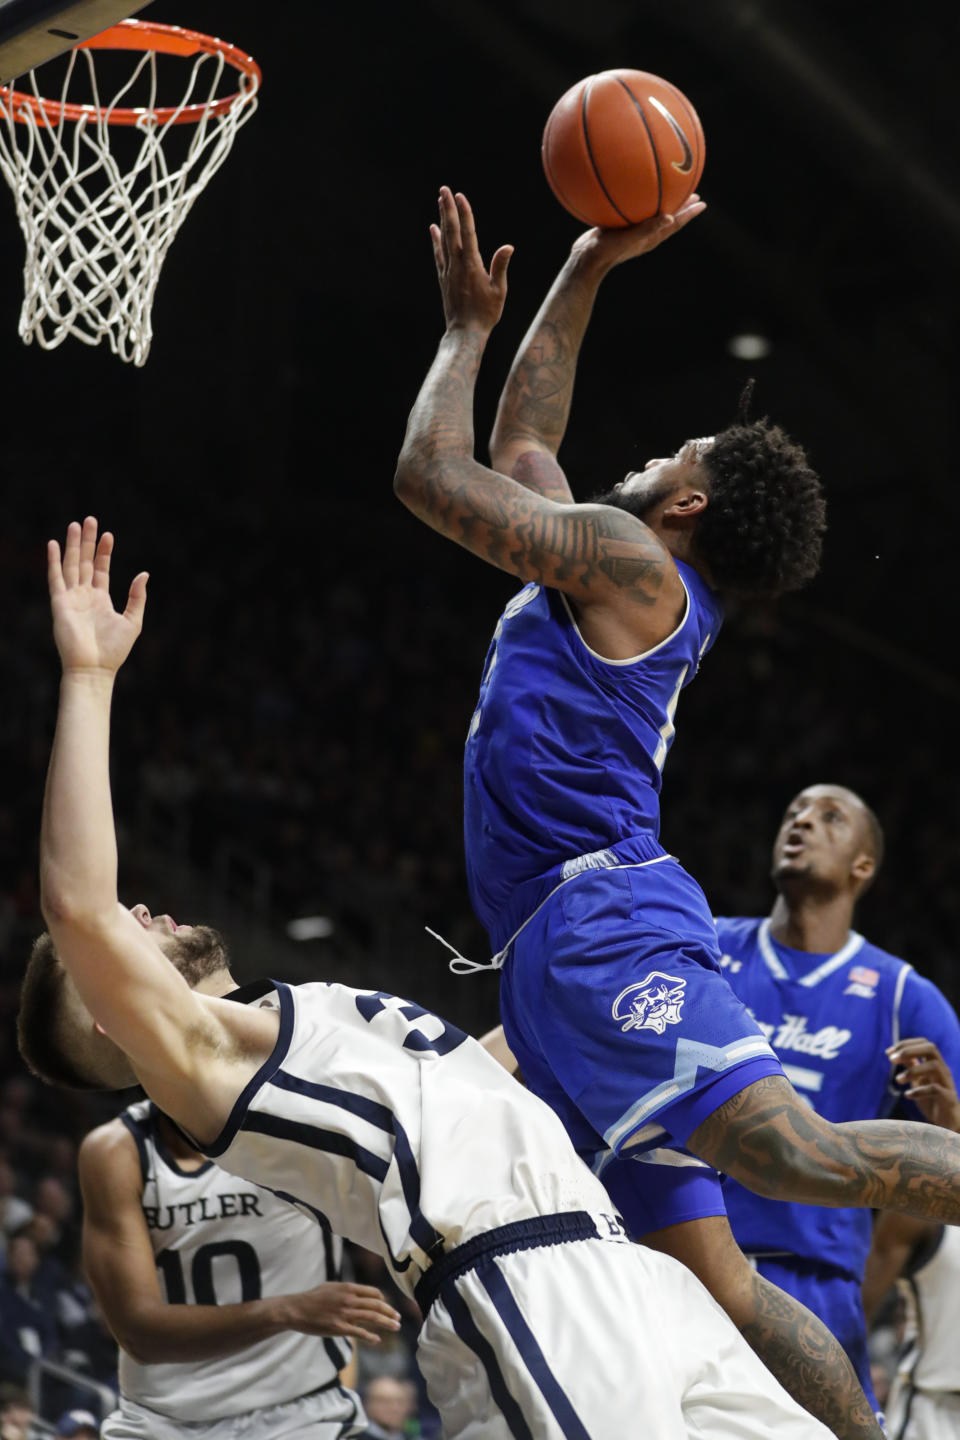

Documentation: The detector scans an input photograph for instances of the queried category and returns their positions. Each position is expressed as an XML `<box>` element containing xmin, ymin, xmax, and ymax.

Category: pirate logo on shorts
<box><xmin>612</xmin><ymin>973</ymin><xmax>686</xmax><ymax>1035</ymax></box>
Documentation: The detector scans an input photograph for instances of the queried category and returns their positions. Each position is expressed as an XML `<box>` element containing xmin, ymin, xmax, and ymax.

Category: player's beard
<box><xmin>166</xmin><ymin>925</ymin><xmax>230</xmax><ymax>987</ymax></box>
<box><xmin>589</xmin><ymin>471</ymin><xmax>677</xmax><ymax>519</ymax></box>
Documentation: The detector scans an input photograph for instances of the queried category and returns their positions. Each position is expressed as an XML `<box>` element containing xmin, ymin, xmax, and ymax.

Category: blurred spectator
<box><xmin>0</xmin><ymin>1234</ymin><xmax>57</xmax><ymax>1384</ymax></box>
<box><xmin>0</xmin><ymin>1386</ymin><xmax>35</xmax><ymax>1440</ymax></box>
<box><xmin>361</xmin><ymin>1377</ymin><xmax>417</xmax><ymax>1439</ymax></box>
<box><xmin>54</xmin><ymin>1412</ymin><xmax>99</xmax><ymax>1439</ymax></box>
<box><xmin>17</xmin><ymin>1216</ymin><xmax>70</xmax><ymax>1315</ymax></box>
<box><xmin>0</xmin><ymin>1158</ymin><xmax>31</xmax><ymax>1252</ymax></box>
<box><xmin>31</xmin><ymin>1179</ymin><xmax>75</xmax><ymax>1266</ymax></box>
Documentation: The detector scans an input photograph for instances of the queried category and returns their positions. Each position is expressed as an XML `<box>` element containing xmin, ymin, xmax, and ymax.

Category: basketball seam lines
<box><xmin>542</xmin><ymin>108</ymin><xmax>594</xmax><ymax>226</ymax></box>
<box><xmin>616</xmin><ymin>77</ymin><xmax>662</xmax><ymax>218</ymax></box>
<box><xmin>581</xmin><ymin>78</ymin><xmax>631</xmax><ymax>225</ymax></box>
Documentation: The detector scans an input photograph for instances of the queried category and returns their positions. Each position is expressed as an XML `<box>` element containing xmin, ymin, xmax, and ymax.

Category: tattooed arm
<box><xmin>688</xmin><ymin>1073</ymin><xmax>960</xmax><ymax>1225</ymax></box>
<box><xmin>489</xmin><ymin>201</ymin><xmax>706</xmax><ymax>504</ymax></box>
<box><xmin>394</xmin><ymin>188</ymin><xmax>688</xmax><ymax>658</ymax></box>
<box><xmin>486</xmin><ymin>256</ymin><xmax>593</xmax><ymax>506</ymax></box>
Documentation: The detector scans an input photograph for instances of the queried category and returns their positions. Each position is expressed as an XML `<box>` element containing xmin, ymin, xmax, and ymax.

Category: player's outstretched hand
<box><xmin>570</xmin><ymin>192</ymin><xmax>706</xmax><ymax>272</ymax></box>
<box><xmin>431</xmin><ymin>186</ymin><xmax>514</xmax><ymax>335</ymax></box>
<box><xmin>281</xmin><ymin>1280</ymin><xmax>402</xmax><ymax>1344</ymax></box>
<box><xmin>888</xmin><ymin>1036</ymin><xmax>960</xmax><ymax>1132</ymax></box>
<box><xmin>48</xmin><ymin>517</ymin><xmax>148</xmax><ymax>677</ymax></box>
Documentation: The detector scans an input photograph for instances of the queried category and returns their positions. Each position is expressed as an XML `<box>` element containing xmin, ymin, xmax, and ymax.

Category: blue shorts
<box><xmin>749</xmin><ymin>1256</ymin><xmax>881</xmax><ymax>1421</ymax></box>
<box><xmin>499</xmin><ymin>857</ymin><xmax>784</xmax><ymax>1235</ymax></box>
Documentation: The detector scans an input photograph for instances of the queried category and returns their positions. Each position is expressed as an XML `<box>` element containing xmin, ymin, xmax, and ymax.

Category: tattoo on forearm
<box><xmin>502</xmin><ymin>321</ymin><xmax>573</xmax><ymax>450</ymax></box>
<box><xmin>742</xmin><ymin>1275</ymin><xmax>883</xmax><ymax>1439</ymax></box>
<box><xmin>691</xmin><ymin>1075</ymin><xmax>960</xmax><ymax>1223</ymax></box>
<box><xmin>397</xmin><ymin>334</ymin><xmax>666</xmax><ymax>605</ymax></box>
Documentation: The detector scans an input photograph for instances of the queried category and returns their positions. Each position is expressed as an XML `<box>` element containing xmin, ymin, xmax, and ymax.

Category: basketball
<box><xmin>541</xmin><ymin>68</ymin><xmax>705</xmax><ymax>228</ymax></box>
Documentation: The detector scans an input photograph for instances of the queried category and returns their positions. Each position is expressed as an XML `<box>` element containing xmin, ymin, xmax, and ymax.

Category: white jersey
<box><xmin>119</xmin><ymin>1099</ymin><xmax>349</xmax><ymax>1422</ymax></box>
<box><xmin>196</xmin><ymin>982</ymin><xmax>833</xmax><ymax>1439</ymax></box>
<box><xmin>201</xmin><ymin>981</ymin><xmax>619</xmax><ymax>1299</ymax></box>
<box><xmin>896</xmin><ymin>1224</ymin><xmax>960</xmax><ymax>1394</ymax></box>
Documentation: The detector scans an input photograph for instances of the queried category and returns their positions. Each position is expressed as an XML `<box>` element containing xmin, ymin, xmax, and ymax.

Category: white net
<box><xmin>0</xmin><ymin>33</ymin><xmax>259</xmax><ymax>365</ymax></box>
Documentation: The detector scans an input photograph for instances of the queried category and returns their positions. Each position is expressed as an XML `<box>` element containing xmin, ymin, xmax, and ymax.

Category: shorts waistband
<box><xmin>414</xmin><ymin>1211</ymin><xmax>600</xmax><ymax>1317</ymax></box>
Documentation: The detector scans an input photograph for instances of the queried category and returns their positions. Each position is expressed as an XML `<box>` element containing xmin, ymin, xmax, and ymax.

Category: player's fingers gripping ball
<box><xmin>542</xmin><ymin>68</ymin><xmax>705</xmax><ymax>227</ymax></box>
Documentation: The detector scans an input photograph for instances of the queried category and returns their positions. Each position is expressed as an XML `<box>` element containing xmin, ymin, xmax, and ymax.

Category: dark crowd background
<box><xmin>0</xmin><ymin>0</ymin><xmax>956</xmax><ymax>1429</ymax></box>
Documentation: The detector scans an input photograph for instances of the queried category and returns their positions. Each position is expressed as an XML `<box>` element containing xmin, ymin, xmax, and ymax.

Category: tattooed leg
<box><xmin>643</xmin><ymin>1216</ymin><xmax>882</xmax><ymax>1440</ymax></box>
<box><xmin>689</xmin><ymin>1074</ymin><xmax>960</xmax><ymax>1222</ymax></box>
<box><xmin>741</xmin><ymin>1274</ymin><xmax>882</xmax><ymax>1440</ymax></box>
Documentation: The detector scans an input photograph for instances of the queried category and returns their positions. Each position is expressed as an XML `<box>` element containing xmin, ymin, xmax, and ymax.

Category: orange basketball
<box><xmin>541</xmin><ymin>69</ymin><xmax>705</xmax><ymax>228</ymax></box>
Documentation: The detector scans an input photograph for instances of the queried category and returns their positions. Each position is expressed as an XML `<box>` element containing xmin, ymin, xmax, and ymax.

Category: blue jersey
<box><xmin>464</xmin><ymin>563</ymin><xmax>723</xmax><ymax>951</ymax></box>
<box><xmin>716</xmin><ymin>916</ymin><xmax>960</xmax><ymax>1279</ymax></box>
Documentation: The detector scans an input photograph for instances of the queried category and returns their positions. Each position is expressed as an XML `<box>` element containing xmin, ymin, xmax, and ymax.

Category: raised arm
<box><xmin>489</xmin><ymin>201</ymin><xmax>706</xmax><ymax>503</ymax></box>
<box><xmin>79</xmin><ymin>1122</ymin><xmax>401</xmax><ymax>1362</ymax></box>
<box><xmin>485</xmin><ymin>235</ymin><xmax>657</xmax><ymax>503</ymax></box>
<box><xmin>40</xmin><ymin>519</ymin><xmax>265</xmax><ymax>1130</ymax></box>
<box><xmin>394</xmin><ymin>189</ymin><xmax>699</xmax><ymax>654</ymax></box>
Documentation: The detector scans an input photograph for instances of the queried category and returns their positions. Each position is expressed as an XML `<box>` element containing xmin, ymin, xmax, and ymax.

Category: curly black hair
<box><xmin>696</xmin><ymin>418</ymin><xmax>826</xmax><ymax>597</ymax></box>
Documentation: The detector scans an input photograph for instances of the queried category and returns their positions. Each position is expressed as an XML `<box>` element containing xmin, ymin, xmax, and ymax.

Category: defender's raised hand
<box><xmin>430</xmin><ymin>187</ymin><xmax>513</xmax><ymax>334</ymax></box>
<box><xmin>48</xmin><ymin>517</ymin><xmax>148</xmax><ymax>675</ymax></box>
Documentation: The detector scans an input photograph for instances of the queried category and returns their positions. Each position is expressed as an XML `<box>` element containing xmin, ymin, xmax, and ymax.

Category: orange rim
<box><xmin>0</xmin><ymin>18</ymin><xmax>261</xmax><ymax>127</ymax></box>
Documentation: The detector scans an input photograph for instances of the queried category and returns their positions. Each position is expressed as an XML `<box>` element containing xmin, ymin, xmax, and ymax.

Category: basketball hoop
<box><xmin>0</xmin><ymin>19</ymin><xmax>261</xmax><ymax>365</ymax></box>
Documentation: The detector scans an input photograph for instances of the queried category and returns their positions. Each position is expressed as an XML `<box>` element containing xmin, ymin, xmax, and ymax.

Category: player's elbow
<box><xmin>116</xmin><ymin>1314</ymin><xmax>180</xmax><ymax>1365</ymax></box>
<box><xmin>393</xmin><ymin>453</ymin><xmax>422</xmax><ymax>506</ymax></box>
<box><xmin>40</xmin><ymin>881</ymin><xmax>93</xmax><ymax>931</ymax></box>
<box><xmin>40</xmin><ymin>883</ymin><xmax>112</xmax><ymax>942</ymax></box>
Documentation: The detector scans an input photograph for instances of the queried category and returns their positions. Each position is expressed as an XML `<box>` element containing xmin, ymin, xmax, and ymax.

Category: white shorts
<box><xmin>886</xmin><ymin>1385</ymin><xmax>960</xmax><ymax>1440</ymax></box>
<box><xmin>415</xmin><ymin>1214</ymin><xmax>833</xmax><ymax>1440</ymax></box>
<box><xmin>100</xmin><ymin>1384</ymin><xmax>365</xmax><ymax>1440</ymax></box>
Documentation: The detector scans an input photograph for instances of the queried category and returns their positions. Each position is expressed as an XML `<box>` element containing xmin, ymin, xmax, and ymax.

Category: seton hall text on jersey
<box><xmin>752</xmin><ymin>1013</ymin><xmax>852</xmax><ymax>1061</ymax></box>
<box><xmin>143</xmin><ymin>1191</ymin><xmax>264</xmax><ymax>1231</ymax></box>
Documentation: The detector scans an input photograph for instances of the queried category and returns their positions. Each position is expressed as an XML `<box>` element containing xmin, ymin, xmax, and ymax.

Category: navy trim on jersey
<box><xmin>200</xmin><ymin>981</ymin><xmax>294</xmax><ymax>1159</ymax></box>
<box><xmin>271</xmin><ymin>1070</ymin><xmax>394</xmax><ymax>1130</ymax></box>
<box><xmin>249</xmin><ymin>1179</ymin><xmax>349</xmax><ymax>1369</ymax></box>
<box><xmin>148</xmin><ymin>1104</ymin><xmax>214</xmax><ymax>1179</ymax></box>
<box><xmin>267</xmin><ymin>1186</ymin><xmax>336</xmax><ymax>1241</ymax></box>
<box><xmin>271</xmin><ymin>1069</ymin><xmax>446</xmax><ymax>1259</ymax></box>
<box><xmin>477</xmin><ymin>1260</ymin><xmax>592</xmax><ymax>1440</ymax></box>
<box><xmin>241</xmin><ymin>1112</ymin><xmax>390</xmax><ymax>1181</ymax></box>
<box><xmin>324</xmin><ymin>1337</ymin><xmax>350</xmax><ymax>1373</ymax></box>
<box><xmin>119</xmin><ymin>1109</ymin><xmax>151</xmax><ymax>1185</ymax></box>
<box><xmin>267</xmin><ymin>1184</ymin><xmax>345</xmax><ymax>1283</ymax></box>
<box><xmin>443</xmin><ymin>1283</ymin><xmax>535</xmax><ymax>1440</ymax></box>
<box><xmin>892</xmin><ymin>1382</ymin><xmax>916</xmax><ymax>1440</ymax></box>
